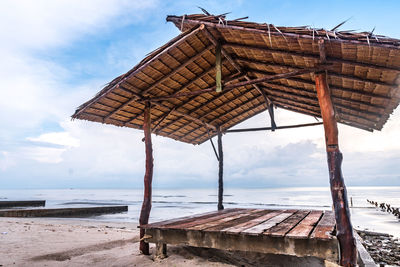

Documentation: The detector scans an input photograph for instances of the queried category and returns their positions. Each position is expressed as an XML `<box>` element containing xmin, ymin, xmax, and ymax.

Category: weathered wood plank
<box><xmin>310</xmin><ymin>211</ymin><xmax>336</xmax><ymax>240</ymax></box>
<box><xmin>264</xmin><ymin>210</ymin><xmax>310</xmax><ymax>237</ymax></box>
<box><xmin>155</xmin><ymin>208</ymin><xmax>241</xmax><ymax>229</ymax></box>
<box><xmin>141</xmin><ymin>209</ymin><xmax>227</xmax><ymax>229</ymax></box>
<box><xmin>221</xmin><ymin>209</ymin><xmax>282</xmax><ymax>234</ymax></box>
<box><xmin>286</xmin><ymin>210</ymin><xmax>323</xmax><ymax>239</ymax></box>
<box><xmin>205</xmin><ymin>209</ymin><xmax>272</xmax><ymax>232</ymax></box>
<box><xmin>165</xmin><ymin>209</ymin><xmax>246</xmax><ymax>230</ymax></box>
<box><xmin>188</xmin><ymin>209</ymin><xmax>259</xmax><ymax>231</ymax></box>
<box><xmin>241</xmin><ymin>210</ymin><xmax>295</xmax><ymax>235</ymax></box>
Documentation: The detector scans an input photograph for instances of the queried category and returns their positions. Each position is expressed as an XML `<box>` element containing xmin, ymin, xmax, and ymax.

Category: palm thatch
<box><xmin>72</xmin><ymin>13</ymin><xmax>400</xmax><ymax>145</ymax></box>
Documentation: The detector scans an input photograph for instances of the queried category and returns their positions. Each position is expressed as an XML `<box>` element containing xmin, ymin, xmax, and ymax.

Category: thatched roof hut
<box><xmin>72</xmin><ymin>13</ymin><xmax>400</xmax><ymax>266</ymax></box>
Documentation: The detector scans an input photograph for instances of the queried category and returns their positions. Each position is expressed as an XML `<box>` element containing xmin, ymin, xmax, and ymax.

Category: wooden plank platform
<box><xmin>140</xmin><ymin>208</ymin><xmax>339</xmax><ymax>262</ymax></box>
<box><xmin>0</xmin><ymin>206</ymin><xmax>128</xmax><ymax>217</ymax></box>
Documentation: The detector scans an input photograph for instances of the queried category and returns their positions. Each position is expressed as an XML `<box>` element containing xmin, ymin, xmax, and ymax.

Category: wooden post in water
<box><xmin>139</xmin><ymin>101</ymin><xmax>154</xmax><ymax>255</ymax></box>
<box><xmin>315</xmin><ymin>39</ymin><xmax>357</xmax><ymax>267</ymax></box>
<box><xmin>217</xmin><ymin>128</ymin><xmax>224</xmax><ymax>210</ymax></box>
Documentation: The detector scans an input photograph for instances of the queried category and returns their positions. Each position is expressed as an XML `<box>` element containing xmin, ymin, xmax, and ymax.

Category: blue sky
<box><xmin>1</xmin><ymin>0</ymin><xmax>400</xmax><ymax>189</ymax></box>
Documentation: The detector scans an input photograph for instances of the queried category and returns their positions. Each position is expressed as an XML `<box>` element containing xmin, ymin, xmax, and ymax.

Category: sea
<box><xmin>1</xmin><ymin>187</ymin><xmax>400</xmax><ymax>237</ymax></box>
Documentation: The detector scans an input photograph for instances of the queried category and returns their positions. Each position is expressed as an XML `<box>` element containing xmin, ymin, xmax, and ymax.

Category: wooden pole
<box><xmin>315</xmin><ymin>40</ymin><xmax>357</xmax><ymax>266</ymax></box>
<box><xmin>217</xmin><ymin>129</ymin><xmax>224</xmax><ymax>210</ymax></box>
<box><xmin>224</xmin><ymin>122</ymin><xmax>323</xmax><ymax>133</ymax></box>
<box><xmin>139</xmin><ymin>102</ymin><xmax>154</xmax><ymax>255</ymax></box>
<box><xmin>215</xmin><ymin>42</ymin><xmax>222</xmax><ymax>93</ymax></box>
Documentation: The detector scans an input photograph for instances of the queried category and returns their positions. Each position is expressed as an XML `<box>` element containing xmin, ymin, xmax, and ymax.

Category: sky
<box><xmin>0</xmin><ymin>0</ymin><xmax>400</xmax><ymax>189</ymax></box>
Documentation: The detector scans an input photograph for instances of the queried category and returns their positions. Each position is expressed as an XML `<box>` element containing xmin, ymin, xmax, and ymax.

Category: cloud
<box><xmin>1</xmin><ymin>0</ymin><xmax>400</xmax><ymax>189</ymax></box>
<box><xmin>27</xmin><ymin>132</ymin><xmax>80</xmax><ymax>148</ymax></box>
<box><xmin>0</xmin><ymin>0</ymin><xmax>158</xmax><ymax>52</ymax></box>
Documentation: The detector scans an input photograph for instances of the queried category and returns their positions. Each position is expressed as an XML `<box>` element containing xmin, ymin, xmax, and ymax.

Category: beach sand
<box><xmin>0</xmin><ymin>217</ymin><xmax>334</xmax><ymax>267</ymax></box>
<box><xmin>0</xmin><ymin>218</ymin><xmax>234</xmax><ymax>267</ymax></box>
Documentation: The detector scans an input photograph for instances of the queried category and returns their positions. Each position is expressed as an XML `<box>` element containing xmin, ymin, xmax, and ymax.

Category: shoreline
<box><xmin>2</xmin><ymin>217</ymin><xmax>400</xmax><ymax>266</ymax></box>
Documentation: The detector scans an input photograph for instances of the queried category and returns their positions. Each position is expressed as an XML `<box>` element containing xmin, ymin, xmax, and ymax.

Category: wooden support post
<box><xmin>215</xmin><ymin>42</ymin><xmax>222</xmax><ymax>93</ymax></box>
<box><xmin>315</xmin><ymin>39</ymin><xmax>357</xmax><ymax>267</ymax></box>
<box><xmin>217</xmin><ymin>128</ymin><xmax>224</xmax><ymax>210</ymax></box>
<box><xmin>155</xmin><ymin>242</ymin><xmax>167</xmax><ymax>259</ymax></box>
<box><xmin>268</xmin><ymin>103</ymin><xmax>276</xmax><ymax>131</ymax></box>
<box><xmin>139</xmin><ymin>102</ymin><xmax>154</xmax><ymax>255</ymax></box>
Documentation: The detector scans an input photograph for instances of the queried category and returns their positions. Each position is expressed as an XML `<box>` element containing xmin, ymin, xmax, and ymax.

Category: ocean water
<box><xmin>1</xmin><ymin>187</ymin><xmax>400</xmax><ymax>237</ymax></box>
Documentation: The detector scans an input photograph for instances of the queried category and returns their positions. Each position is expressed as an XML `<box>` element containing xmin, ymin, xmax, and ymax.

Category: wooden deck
<box><xmin>140</xmin><ymin>208</ymin><xmax>339</xmax><ymax>262</ymax></box>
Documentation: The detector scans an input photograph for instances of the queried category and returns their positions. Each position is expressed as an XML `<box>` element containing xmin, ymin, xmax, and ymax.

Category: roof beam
<box><xmin>261</xmin><ymin>86</ymin><xmax>381</xmax><ymax>120</ymax></box>
<box><xmin>156</xmin><ymin>73</ymin><xmax>245</xmax><ymax>137</ymax></box>
<box><xmin>104</xmin><ymin>47</ymin><xmax>217</xmax><ymax>121</ymax></box>
<box><xmin>201</xmin><ymin>27</ymin><xmax>277</xmax><ymax>129</ymax></box>
<box><xmin>111</xmin><ymin>60</ymin><xmax>230</xmax><ymax>125</ymax></box>
<box><xmin>147</xmin><ymin>65</ymin><xmax>331</xmax><ymax>102</ymax></box>
<box><xmin>248</xmin><ymin>68</ymin><xmax>393</xmax><ymax>101</ymax></box>
<box><xmin>141</xmin><ymin>43</ymin><xmax>213</xmax><ymax>96</ymax></box>
<box><xmin>208</xmin><ymin>95</ymin><xmax>264</xmax><ymax>125</ymax></box>
<box><xmin>79</xmin><ymin>111</ymin><xmax>142</xmax><ymax>129</ymax></box>
<box><xmin>235</xmin><ymin>55</ymin><xmax>395</xmax><ymax>87</ymax></box>
<box><xmin>167</xmin><ymin>16</ymin><xmax>400</xmax><ymax>54</ymax></box>
<box><xmin>190</xmin><ymin>102</ymin><xmax>266</xmax><ymax>144</ymax></box>
<box><xmin>257</xmin><ymin>80</ymin><xmax>386</xmax><ymax>111</ymax></box>
<box><xmin>225</xmin><ymin>122</ymin><xmax>323</xmax><ymax>133</ymax></box>
<box><xmin>271</xmin><ymin>100</ymin><xmax>373</xmax><ymax>132</ymax></box>
<box><xmin>73</xmin><ymin>24</ymin><xmax>206</xmax><ymax>119</ymax></box>
<box><xmin>101</xmin><ymin>84</ymin><xmax>217</xmax><ymax>131</ymax></box>
<box><xmin>225</xmin><ymin>42</ymin><xmax>400</xmax><ymax>73</ymax></box>
<box><xmin>268</xmin><ymin>95</ymin><xmax>377</xmax><ymax>128</ymax></box>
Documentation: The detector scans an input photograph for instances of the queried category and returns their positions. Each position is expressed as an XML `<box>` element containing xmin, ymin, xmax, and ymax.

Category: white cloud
<box><xmin>0</xmin><ymin>0</ymin><xmax>399</xmax><ymax>188</ymax></box>
<box><xmin>0</xmin><ymin>0</ymin><xmax>158</xmax><ymax>52</ymax></box>
<box><xmin>27</xmin><ymin>132</ymin><xmax>80</xmax><ymax>148</ymax></box>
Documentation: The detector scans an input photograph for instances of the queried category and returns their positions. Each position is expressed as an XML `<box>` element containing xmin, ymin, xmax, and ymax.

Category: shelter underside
<box><xmin>72</xmin><ymin>14</ymin><xmax>400</xmax><ymax>145</ymax></box>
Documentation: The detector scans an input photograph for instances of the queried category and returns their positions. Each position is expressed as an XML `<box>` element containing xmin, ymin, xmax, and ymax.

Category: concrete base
<box><xmin>146</xmin><ymin>228</ymin><xmax>339</xmax><ymax>264</ymax></box>
<box><xmin>354</xmin><ymin>231</ymin><xmax>377</xmax><ymax>267</ymax></box>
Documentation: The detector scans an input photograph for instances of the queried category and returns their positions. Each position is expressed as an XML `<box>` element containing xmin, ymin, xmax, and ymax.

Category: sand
<box><xmin>0</xmin><ymin>218</ymin><xmax>234</xmax><ymax>267</ymax></box>
<box><xmin>0</xmin><ymin>217</ymin><xmax>334</xmax><ymax>267</ymax></box>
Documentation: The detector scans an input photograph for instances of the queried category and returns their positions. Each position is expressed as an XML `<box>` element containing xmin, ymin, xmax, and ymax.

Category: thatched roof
<box><xmin>72</xmin><ymin>13</ymin><xmax>400</xmax><ymax>145</ymax></box>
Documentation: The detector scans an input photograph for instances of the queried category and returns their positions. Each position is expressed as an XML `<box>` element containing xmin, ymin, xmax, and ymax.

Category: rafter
<box><xmin>248</xmin><ymin>68</ymin><xmax>393</xmax><ymax>101</ymax></box>
<box><xmin>235</xmin><ymin>56</ymin><xmax>394</xmax><ymax>87</ymax></box>
<box><xmin>268</xmin><ymin>95</ymin><xmax>377</xmax><ymax>128</ymax></box>
<box><xmin>106</xmin><ymin>59</ymin><xmax>229</xmax><ymax>123</ymax></box>
<box><xmin>147</xmin><ymin>65</ymin><xmax>330</xmax><ymax>102</ymax></box>
<box><xmin>157</xmin><ymin>73</ymin><xmax>245</xmax><ymax>138</ymax></box>
<box><xmin>73</xmin><ymin>24</ymin><xmax>206</xmax><ymax>119</ymax></box>
<box><xmin>256</xmin><ymin>79</ymin><xmax>387</xmax><ymax>110</ymax></box>
<box><xmin>261</xmin><ymin>86</ymin><xmax>381</xmax><ymax>120</ymax></box>
<box><xmin>225</xmin><ymin>122</ymin><xmax>323</xmax><ymax>133</ymax></box>
<box><xmin>201</xmin><ymin>27</ymin><xmax>276</xmax><ymax>129</ymax></box>
<box><xmin>141</xmin><ymin>43</ymin><xmax>213</xmax><ymax>96</ymax></box>
<box><xmin>225</xmin><ymin>42</ymin><xmax>400</xmax><ymax>73</ymax></box>
<box><xmin>167</xmin><ymin>16</ymin><xmax>400</xmax><ymax>51</ymax></box>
